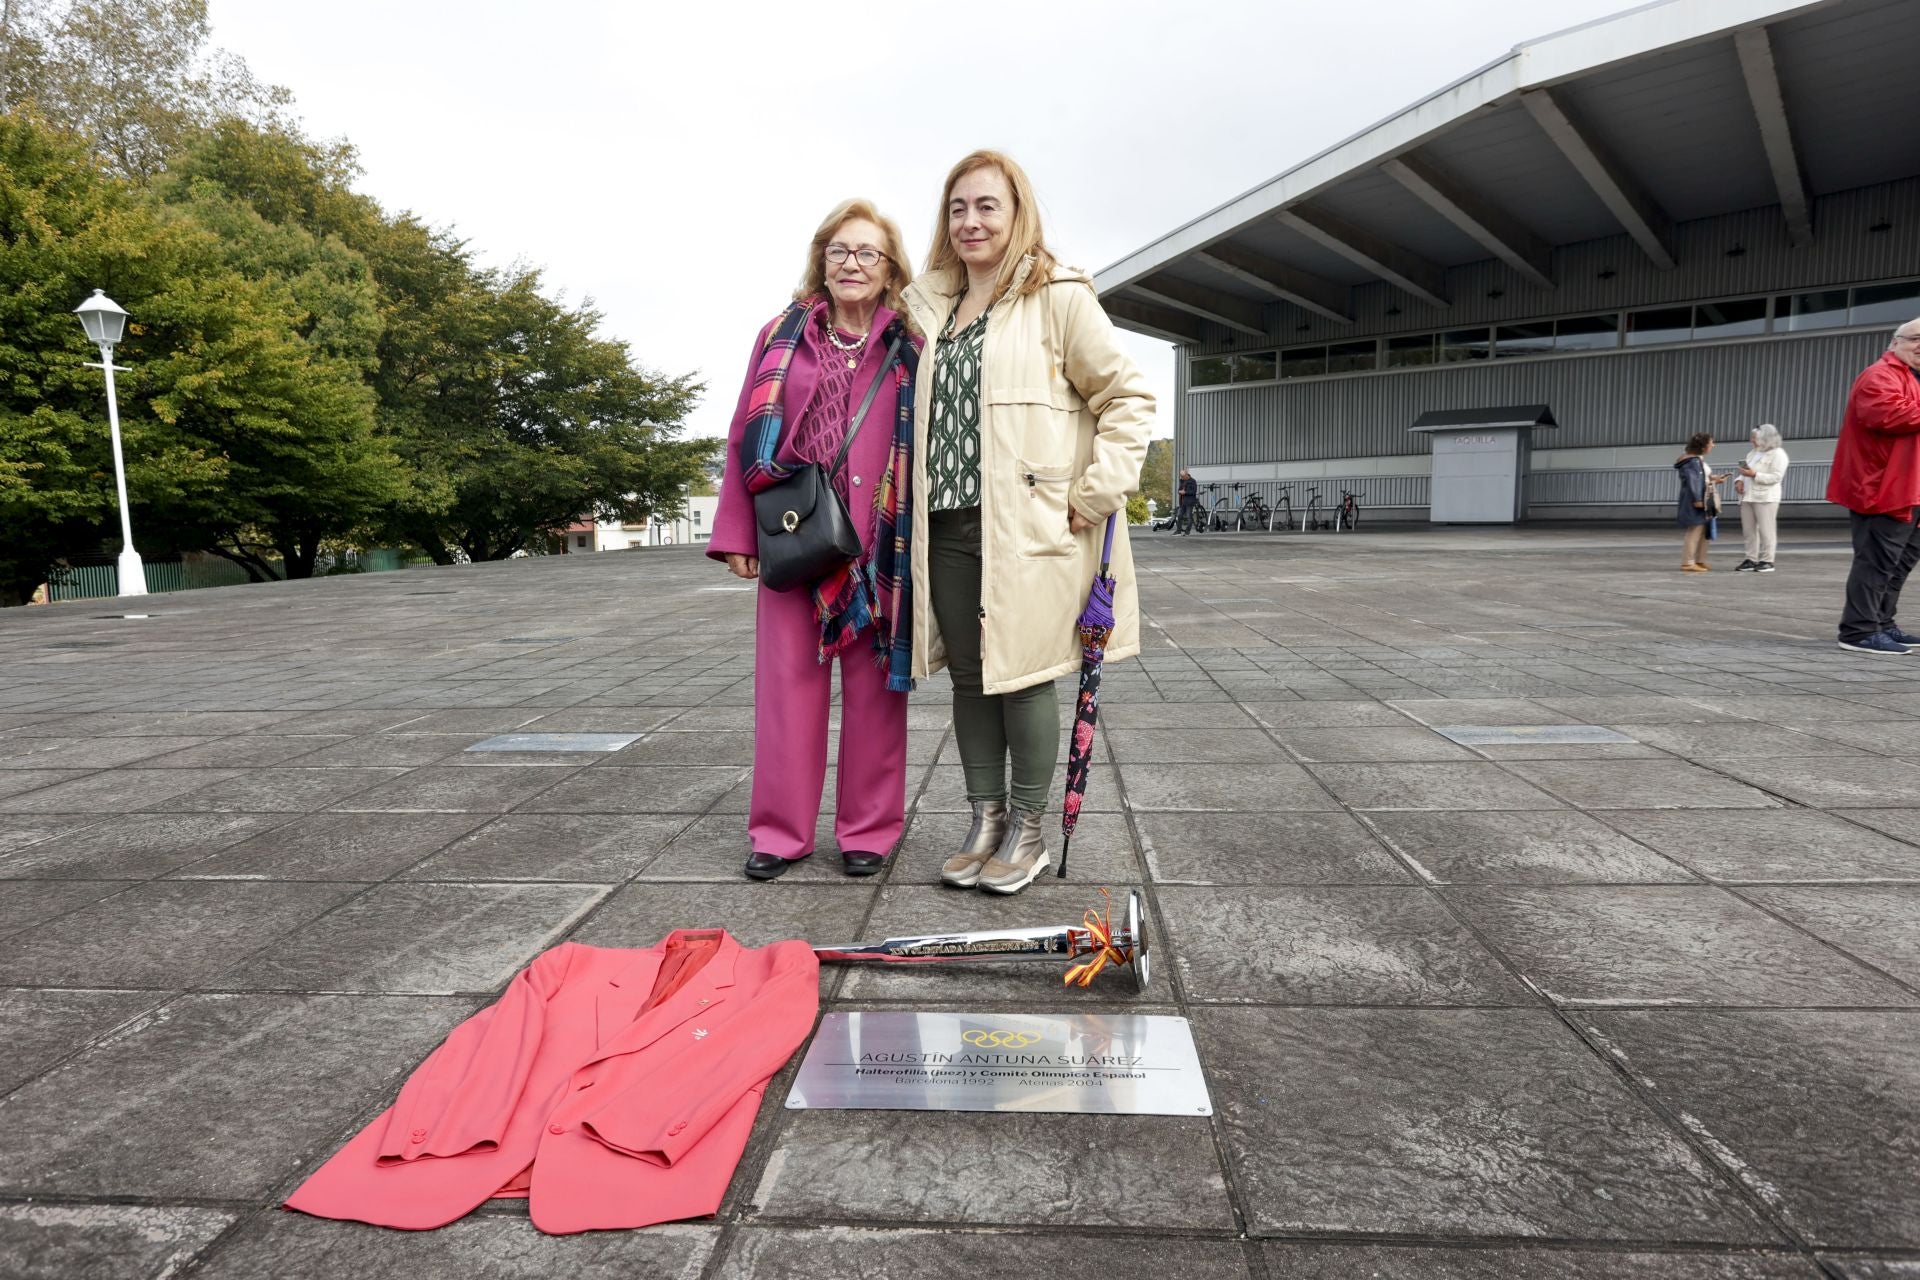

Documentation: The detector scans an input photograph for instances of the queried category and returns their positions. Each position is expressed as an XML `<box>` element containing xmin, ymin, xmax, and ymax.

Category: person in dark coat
<box><xmin>1829</xmin><ymin>319</ymin><xmax>1920</xmax><ymax>655</ymax></box>
<box><xmin>1177</xmin><ymin>468</ymin><xmax>1199</xmax><ymax>534</ymax></box>
<box><xmin>1674</xmin><ymin>432</ymin><xmax>1726</xmax><ymax>572</ymax></box>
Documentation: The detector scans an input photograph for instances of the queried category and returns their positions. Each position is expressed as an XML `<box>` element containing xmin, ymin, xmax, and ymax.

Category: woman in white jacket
<box><xmin>1735</xmin><ymin>424</ymin><xmax>1789</xmax><ymax>572</ymax></box>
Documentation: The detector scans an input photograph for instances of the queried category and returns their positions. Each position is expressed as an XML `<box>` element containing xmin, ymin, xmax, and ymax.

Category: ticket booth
<box><xmin>1408</xmin><ymin>405</ymin><xmax>1557</xmax><ymax>524</ymax></box>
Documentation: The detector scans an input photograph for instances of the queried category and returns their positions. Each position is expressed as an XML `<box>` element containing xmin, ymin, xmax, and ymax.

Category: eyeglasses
<box><xmin>825</xmin><ymin>245</ymin><xmax>887</xmax><ymax>268</ymax></box>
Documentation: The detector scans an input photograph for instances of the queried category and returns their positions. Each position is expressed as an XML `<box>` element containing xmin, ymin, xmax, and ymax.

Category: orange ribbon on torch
<box><xmin>1062</xmin><ymin>887</ymin><xmax>1130</xmax><ymax>988</ymax></box>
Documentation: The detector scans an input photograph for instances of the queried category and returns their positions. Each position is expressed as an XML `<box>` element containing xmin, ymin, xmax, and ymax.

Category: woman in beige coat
<box><xmin>901</xmin><ymin>150</ymin><xmax>1153</xmax><ymax>895</ymax></box>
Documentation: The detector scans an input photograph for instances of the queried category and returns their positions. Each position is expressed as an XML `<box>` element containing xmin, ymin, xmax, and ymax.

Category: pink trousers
<box><xmin>750</xmin><ymin>582</ymin><xmax>907</xmax><ymax>860</ymax></box>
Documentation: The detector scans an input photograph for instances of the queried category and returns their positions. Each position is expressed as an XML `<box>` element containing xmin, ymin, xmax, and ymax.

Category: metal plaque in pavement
<box><xmin>1434</xmin><ymin>725</ymin><xmax>1635</xmax><ymax>746</ymax></box>
<box><xmin>464</xmin><ymin>732</ymin><xmax>643</xmax><ymax>753</ymax></box>
<box><xmin>787</xmin><ymin>1011</ymin><xmax>1212</xmax><ymax>1116</ymax></box>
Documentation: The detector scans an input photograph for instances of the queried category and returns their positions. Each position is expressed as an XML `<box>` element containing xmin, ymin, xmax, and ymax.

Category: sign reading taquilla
<box><xmin>786</xmin><ymin>1012</ymin><xmax>1212</xmax><ymax>1116</ymax></box>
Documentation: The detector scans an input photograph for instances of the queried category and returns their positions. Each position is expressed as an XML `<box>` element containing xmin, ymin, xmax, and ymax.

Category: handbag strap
<box><xmin>827</xmin><ymin>334</ymin><xmax>904</xmax><ymax>482</ymax></box>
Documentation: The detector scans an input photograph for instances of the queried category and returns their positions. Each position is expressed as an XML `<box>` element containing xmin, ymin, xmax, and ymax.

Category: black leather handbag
<box><xmin>753</xmin><ymin>335</ymin><xmax>902</xmax><ymax>593</ymax></box>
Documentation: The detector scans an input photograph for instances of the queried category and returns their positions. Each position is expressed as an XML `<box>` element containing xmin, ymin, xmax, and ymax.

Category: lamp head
<box><xmin>74</xmin><ymin>289</ymin><xmax>129</xmax><ymax>346</ymax></box>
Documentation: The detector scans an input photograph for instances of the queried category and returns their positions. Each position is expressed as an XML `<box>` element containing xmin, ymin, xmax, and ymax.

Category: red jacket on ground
<box><xmin>285</xmin><ymin>932</ymin><xmax>819</xmax><ymax>1234</ymax></box>
<box><xmin>1827</xmin><ymin>350</ymin><xmax>1920</xmax><ymax>516</ymax></box>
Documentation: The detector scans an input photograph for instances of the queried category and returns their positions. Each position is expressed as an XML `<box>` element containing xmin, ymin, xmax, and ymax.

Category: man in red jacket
<box><xmin>1830</xmin><ymin>320</ymin><xmax>1920</xmax><ymax>655</ymax></box>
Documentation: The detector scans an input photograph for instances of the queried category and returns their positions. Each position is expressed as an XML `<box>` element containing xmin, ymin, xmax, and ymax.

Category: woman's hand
<box><xmin>725</xmin><ymin>553</ymin><xmax>759</xmax><ymax>580</ymax></box>
<box><xmin>1068</xmin><ymin>510</ymin><xmax>1097</xmax><ymax>535</ymax></box>
<box><xmin>1740</xmin><ymin>464</ymin><xmax>1756</xmax><ymax>477</ymax></box>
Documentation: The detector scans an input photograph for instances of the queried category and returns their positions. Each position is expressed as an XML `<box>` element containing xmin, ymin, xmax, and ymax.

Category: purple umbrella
<box><xmin>1059</xmin><ymin>515</ymin><xmax>1118</xmax><ymax>879</ymax></box>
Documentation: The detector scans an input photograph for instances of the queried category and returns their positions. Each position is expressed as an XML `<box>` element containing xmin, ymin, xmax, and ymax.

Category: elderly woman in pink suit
<box><xmin>708</xmin><ymin>199</ymin><xmax>921</xmax><ymax>880</ymax></box>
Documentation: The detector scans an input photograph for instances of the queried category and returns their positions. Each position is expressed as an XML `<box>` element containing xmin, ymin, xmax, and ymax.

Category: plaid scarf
<box><xmin>739</xmin><ymin>297</ymin><xmax>917</xmax><ymax>690</ymax></box>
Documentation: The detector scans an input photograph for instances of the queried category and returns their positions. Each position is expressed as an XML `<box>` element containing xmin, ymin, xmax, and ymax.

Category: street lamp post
<box><xmin>73</xmin><ymin>290</ymin><xmax>146</xmax><ymax>597</ymax></box>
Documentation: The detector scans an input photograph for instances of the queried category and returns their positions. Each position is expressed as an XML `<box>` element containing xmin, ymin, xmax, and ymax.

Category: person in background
<box><xmin>1675</xmin><ymin>432</ymin><xmax>1727</xmax><ymax>573</ymax></box>
<box><xmin>1733</xmin><ymin>423</ymin><xmax>1789</xmax><ymax>573</ymax></box>
<box><xmin>707</xmin><ymin>199</ymin><xmax>921</xmax><ymax>878</ymax></box>
<box><xmin>1829</xmin><ymin>317</ymin><xmax>1920</xmax><ymax>655</ymax></box>
<box><xmin>1177</xmin><ymin>468</ymin><xmax>1199</xmax><ymax>535</ymax></box>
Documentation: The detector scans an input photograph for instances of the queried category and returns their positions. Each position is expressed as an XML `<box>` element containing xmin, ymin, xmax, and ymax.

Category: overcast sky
<box><xmin>209</xmin><ymin>0</ymin><xmax>1648</xmax><ymax>441</ymax></box>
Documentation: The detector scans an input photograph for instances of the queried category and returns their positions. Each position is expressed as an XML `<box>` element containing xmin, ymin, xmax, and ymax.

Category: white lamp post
<box><xmin>73</xmin><ymin>289</ymin><xmax>146</xmax><ymax>596</ymax></box>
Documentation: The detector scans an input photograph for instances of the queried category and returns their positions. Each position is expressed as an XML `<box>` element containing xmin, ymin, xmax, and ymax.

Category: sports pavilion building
<box><xmin>1095</xmin><ymin>0</ymin><xmax>1920</xmax><ymax>524</ymax></box>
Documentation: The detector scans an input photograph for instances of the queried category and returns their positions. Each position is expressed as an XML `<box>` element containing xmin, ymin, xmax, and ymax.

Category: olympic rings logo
<box><xmin>962</xmin><ymin>1029</ymin><xmax>1041</xmax><ymax>1049</ymax></box>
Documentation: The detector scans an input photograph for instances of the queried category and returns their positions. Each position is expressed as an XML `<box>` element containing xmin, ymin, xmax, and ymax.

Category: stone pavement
<box><xmin>2</xmin><ymin>525</ymin><xmax>1918</xmax><ymax>1279</ymax></box>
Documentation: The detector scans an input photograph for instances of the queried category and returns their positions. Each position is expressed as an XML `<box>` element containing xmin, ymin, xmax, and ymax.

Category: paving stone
<box><xmin>1364</xmin><ymin>811</ymin><xmax>1692</xmax><ymax>883</ymax></box>
<box><xmin>271</xmin><ymin>710</ymin><xmax>439</xmax><ymax>734</ymax></box>
<box><xmin>376</xmin><ymin>709</ymin><xmax>549</xmax><ymax>733</ymax></box>
<box><xmin>834</xmin><ymin>884</ymin><xmax>1165</xmax><ymax>1002</ymax></box>
<box><xmin>1138</xmin><ymin>810</ymin><xmax>1411</xmax><ymax>884</ymax></box>
<box><xmin>404</xmin><ymin>813</ymin><xmax>691</xmax><ymax>881</ymax></box>
<box><xmin>156</xmin><ymin>766</ymin><xmax>411</xmax><ymax>813</ymax></box>
<box><xmin>1122</xmin><ymin>761</ymin><xmax>1338</xmax><ymax>811</ymax></box>
<box><xmin>0</xmin><ymin>880</ymin><xmax>138</xmax><ymax>938</ymax></box>
<box><xmin>286</xmin><ymin>733</ymin><xmax>488</xmax><ymax>767</ymax></box>
<box><xmin>1799</xmin><ymin>721</ymin><xmax>1920</xmax><ymax>755</ymax></box>
<box><xmin>1504</xmin><ymin>761</ymin><xmax>1782</xmax><ymax>809</ymax></box>
<box><xmin>0</xmin><ymin>987</ymin><xmax>158</xmax><ymax>1093</ymax></box>
<box><xmin>325</xmin><ymin>763</ymin><xmax>582</xmax><ymax>813</ymax></box>
<box><xmin>522</xmin><ymin>709</ymin><xmax>684</xmax><ymax>733</ymax></box>
<box><xmin>1242</xmin><ymin>700</ymin><xmax>1412</xmax><ymax>728</ymax></box>
<box><xmin>0</xmin><ymin>813</ymin><xmax>102</xmax><ymax>857</ymax></box>
<box><xmin>1589</xmin><ymin>1011</ymin><xmax>1920</xmax><ymax>1247</ymax></box>
<box><xmin>1686</xmin><ymin>694</ymin><xmax>1914</xmax><ymax>726</ymax></box>
<box><xmin>1446</xmin><ymin>887</ymin><xmax>1914</xmax><ymax>1007</ymax></box>
<box><xmin>177</xmin><ymin>812</ymin><xmax>489</xmax><ymax>880</ymax></box>
<box><xmin>1742</xmin><ymin>887</ymin><xmax>1920</xmax><ymax>988</ymax></box>
<box><xmin>233</xmin><ymin>882</ymin><xmax>608</xmax><ymax>994</ymax></box>
<box><xmin>517</xmin><ymin>765</ymin><xmax>747</xmax><ymax>813</ymax></box>
<box><xmin>1103</xmin><ymin>702</ymin><xmax>1256</xmax><ymax>727</ymax></box>
<box><xmin>1605</xmin><ymin>810</ymin><xmax>1920</xmax><ymax>882</ymax></box>
<box><xmin>197</xmin><ymin>1212</ymin><xmax>717</xmax><ymax>1279</ymax></box>
<box><xmin>0</xmin><ymin>993</ymin><xmax>474</xmax><ymax>1200</ymax></box>
<box><xmin>570</xmin><ymin>881</ymin><xmax>872</xmax><ymax>952</ymax></box>
<box><xmin>1390</xmin><ymin>699</ymin><xmax>1579</xmax><ymax>726</ymax></box>
<box><xmin>134</xmin><ymin>734</ymin><xmax>351</xmax><ymax>768</ymax></box>
<box><xmin>1259</xmin><ymin>1242</ymin><xmax>1818</xmax><ymax>1277</ymax></box>
<box><xmin>1821</xmin><ymin>1259</ymin><xmax>1920</xmax><ymax>1279</ymax></box>
<box><xmin>0</xmin><ymin>768</ymin><xmax>240</xmax><ymax>812</ymax></box>
<box><xmin>0</xmin><ymin>1204</ymin><xmax>238</xmax><ymax>1280</ymax></box>
<box><xmin>0</xmin><ymin>734</ymin><xmax>210</xmax><ymax>768</ymax></box>
<box><xmin>601</xmin><ymin>731</ymin><xmax>758</xmax><ymax>765</ymax></box>
<box><xmin>0</xmin><ymin>880</ymin><xmax>361</xmax><ymax>987</ymax></box>
<box><xmin>717</xmin><ymin>1226</ymin><xmax>1253</xmax><ymax>1279</ymax></box>
<box><xmin>752</xmin><ymin>1110</ymin><xmax>1231</xmax><ymax>1229</ymax></box>
<box><xmin>1707</xmin><ymin>758</ymin><xmax>1920</xmax><ymax>808</ymax></box>
<box><xmin>1161</xmin><ymin>886</ymin><xmax>1529</xmax><ymax>1004</ymax></box>
<box><xmin>1307</xmin><ymin>762</ymin><xmax>1566</xmax><ymax>811</ymax></box>
<box><xmin>1196</xmin><ymin>1006</ymin><xmax>1773</xmax><ymax>1241</ymax></box>
<box><xmin>1622</xmin><ymin>722</ymin><xmax>1854</xmax><ymax>758</ymax></box>
<box><xmin>1536</xmin><ymin>696</ymin><xmax>1744</xmax><ymax>724</ymax></box>
<box><xmin>1274</xmin><ymin>726</ymin><xmax>1477</xmax><ymax>762</ymax></box>
<box><xmin>1105</xmin><ymin>728</ymin><xmax>1283</xmax><ymax>762</ymax></box>
<box><xmin>0</xmin><ymin>812</ymin><xmax>285</xmax><ymax>879</ymax></box>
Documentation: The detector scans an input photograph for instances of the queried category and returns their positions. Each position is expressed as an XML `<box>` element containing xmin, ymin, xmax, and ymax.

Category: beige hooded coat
<box><xmin>901</xmin><ymin>258</ymin><xmax>1154</xmax><ymax>695</ymax></box>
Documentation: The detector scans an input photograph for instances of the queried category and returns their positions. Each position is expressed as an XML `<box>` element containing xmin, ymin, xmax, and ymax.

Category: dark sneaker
<box><xmin>1839</xmin><ymin>631</ymin><xmax>1912</xmax><ymax>656</ymax></box>
<box><xmin>1755</xmin><ymin>561</ymin><xmax>1775</xmax><ymax>573</ymax></box>
<box><xmin>1734</xmin><ymin>559</ymin><xmax>1758</xmax><ymax>572</ymax></box>
<box><xmin>1890</xmin><ymin>626</ymin><xmax>1920</xmax><ymax>645</ymax></box>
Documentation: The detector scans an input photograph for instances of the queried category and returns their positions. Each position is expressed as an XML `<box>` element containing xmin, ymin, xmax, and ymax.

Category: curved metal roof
<box><xmin>1094</xmin><ymin>0</ymin><xmax>1920</xmax><ymax>343</ymax></box>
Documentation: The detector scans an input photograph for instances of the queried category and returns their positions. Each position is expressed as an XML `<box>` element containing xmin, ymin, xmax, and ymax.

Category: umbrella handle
<box><xmin>1099</xmin><ymin>513</ymin><xmax>1116</xmax><ymax>576</ymax></box>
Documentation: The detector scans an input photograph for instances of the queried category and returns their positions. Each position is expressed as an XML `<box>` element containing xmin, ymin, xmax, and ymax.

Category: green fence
<box><xmin>47</xmin><ymin>549</ymin><xmax>412</xmax><ymax>601</ymax></box>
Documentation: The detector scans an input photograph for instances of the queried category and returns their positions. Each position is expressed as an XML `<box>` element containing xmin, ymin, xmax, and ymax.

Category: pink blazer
<box><xmin>285</xmin><ymin>931</ymin><xmax>820</xmax><ymax>1234</ymax></box>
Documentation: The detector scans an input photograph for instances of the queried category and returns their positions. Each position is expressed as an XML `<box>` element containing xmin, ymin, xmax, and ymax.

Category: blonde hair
<box><xmin>794</xmin><ymin>198</ymin><xmax>914</xmax><ymax>317</ymax></box>
<box><xmin>923</xmin><ymin>149</ymin><xmax>1058</xmax><ymax>302</ymax></box>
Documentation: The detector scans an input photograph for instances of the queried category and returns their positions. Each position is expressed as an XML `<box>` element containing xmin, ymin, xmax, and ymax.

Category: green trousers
<box><xmin>928</xmin><ymin>507</ymin><xmax>1060</xmax><ymax>813</ymax></box>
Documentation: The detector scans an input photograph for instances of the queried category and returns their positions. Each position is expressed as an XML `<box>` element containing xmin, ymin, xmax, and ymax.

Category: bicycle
<box><xmin>1270</xmin><ymin>485</ymin><xmax>1294</xmax><ymax>532</ymax></box>
<box><xmin>1336</xmin><ymin>488</ymin><xmax>1362</xmax><ymax>532</ymax></box>
<box><xmin>1202</xmin><ymin>483</ymin><xmax>1236</xmax><ymax>532</ymax></box>
<box><xmin>1302</xmin><ymin>486</ymin><xmax>1332</xmax><ymax>532</ymax></box>
<box><xmin>1238</xmin><ymin>489</ymin><xmax>1269</xmax><ymax>532</ymax></box>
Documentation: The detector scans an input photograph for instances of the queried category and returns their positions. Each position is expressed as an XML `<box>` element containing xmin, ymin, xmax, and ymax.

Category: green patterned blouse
<box><xmin>927</xmin><ymin>302</ymin><xmax>989</xmax><ymax>512</ymax></box>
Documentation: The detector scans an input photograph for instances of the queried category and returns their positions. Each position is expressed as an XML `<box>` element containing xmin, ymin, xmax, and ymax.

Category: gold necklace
<box><xmin>824</xmin><ymin>311</ymin><xmax>867</xmax><ymax>369</ymax></box>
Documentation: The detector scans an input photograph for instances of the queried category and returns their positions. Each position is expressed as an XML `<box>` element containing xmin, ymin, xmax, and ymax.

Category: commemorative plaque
<box><xmin>787</xmin><ymin>1012</ymin><xmax>1212</xmax><ymax>1116</ymax></box>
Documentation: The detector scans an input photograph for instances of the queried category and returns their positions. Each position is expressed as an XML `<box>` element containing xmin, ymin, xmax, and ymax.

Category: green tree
<box><xmin>1140</xmin><ymin>437</ymin><xmax>1175</xmax><ymax>517</ymax></box>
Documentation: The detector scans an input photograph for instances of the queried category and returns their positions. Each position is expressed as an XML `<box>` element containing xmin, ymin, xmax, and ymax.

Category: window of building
<box><xmin>1440</xmin><ymin>329</ymin><xmax>1492</xmax><ymax>363</ymax></box>
<box><xmin>1385</xmin><ymin>334</ymin><xmax>1436</xmax><ymax>368</ymax></box>
<box><xmin>1693</xmin><ymin>297</ymin><xmax>1767</xmax><ymax>340</ymax></box>
<box><xmin>693</xmin><ymin>510</ymin><xmax>703</xmax><ymax>525</ymax></box>
<box><xmin>1230</xmin><ymin>351</ymin><xmax>1278</xmax><ymax>383</ymax></box>
<box><xmin>1280</xmin><ymin>346</ymin><xmax>1327</xmax><ymax>379</ymax></box>
<box><xmin>1555</xmin><ymin>314</ymin><xmax>1619</xmax><ymax>350</ymax></box>
<box><xmin>1775</xmin><ymin>290</ymin><xmax>1849</xmax><ymax>332</ymax></box>
<box><xmin>1325</xmin><ymin>341</ymin><xmax>1377</xmax><ymax>373</ymax></box>
<box><xmin>575</xmin><ymin>535</ymin><xmax>589</xmax><ymax>549</ymax></box>
<box><xmin>1625</xmin><ymin>306</ymin><xmax>1692</xmax><ymax>347</ymax></box>
<box><xmin>1852</xmin><ymin>280</ymin><xmax>1920</xmax><ymax>326</ymax></box>
<box><xmin>1190</xmin><ymin>356</ymin><xmax>1231</xmax><ymax>388</ymax></box>
<box><xmin>1494</xmin><ymin>322</ymin><xmax>1553</xmax><ymax>358</ymax></box>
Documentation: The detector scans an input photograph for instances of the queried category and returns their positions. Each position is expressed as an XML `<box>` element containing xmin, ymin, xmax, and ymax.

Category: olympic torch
<box><xmin>812</xmin><ymin>889</ymin><xmax>1150</xmax><ymax>993</ymax></box>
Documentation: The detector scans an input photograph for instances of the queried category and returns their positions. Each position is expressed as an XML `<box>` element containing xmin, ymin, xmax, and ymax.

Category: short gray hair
<box><xmin>1752</xmin><ymin>423</ymin><xmax>1782</xmax><ymax>450</ymax></box>
<box><xmin>1893</xmin><ymin>318</ymin><xmax>1920</xmax><ymax>344</ymax></box>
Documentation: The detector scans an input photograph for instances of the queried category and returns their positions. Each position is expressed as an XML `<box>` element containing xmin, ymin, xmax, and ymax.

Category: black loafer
<box><xmin>744</xmin><ymin>852</ymin><xmax>793</xmax><ymax>881</ymax></box>
<box><xmin>841</xmin><ymin>850</ymin><xmax>887</xmax><ymax>876</ymax></box>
